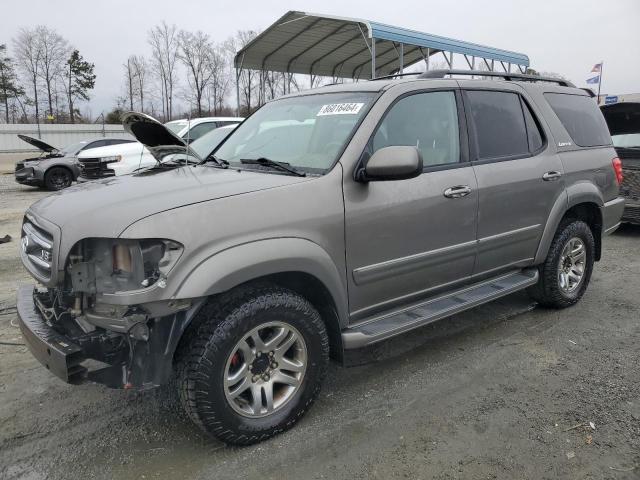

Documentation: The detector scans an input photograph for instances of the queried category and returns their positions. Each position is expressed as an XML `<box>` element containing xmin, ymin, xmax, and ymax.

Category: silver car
<box><xmin>16</xmin><ymin>71</ymin><xmax>624</xmax><ymax>445</ymax></box>
<box><xmin>14</xmin><ymin>135</ymin><xmax>136</xmax><ymax>190</ymax></box>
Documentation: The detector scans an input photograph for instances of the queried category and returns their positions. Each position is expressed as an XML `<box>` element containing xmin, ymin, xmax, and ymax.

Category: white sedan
<box><xmin>77</xmin><ymin>118</ymin><xmax>242</xmax><ymax>180</ymax></box>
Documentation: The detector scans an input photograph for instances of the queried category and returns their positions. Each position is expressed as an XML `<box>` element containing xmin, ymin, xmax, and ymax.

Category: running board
<box><xmin>342</xmin><ymin>268</ymin><xmax>538</xmax><ymax>349</ymax></box>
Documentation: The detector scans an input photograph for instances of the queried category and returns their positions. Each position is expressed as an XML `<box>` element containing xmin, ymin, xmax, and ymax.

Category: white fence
<box><xmin>0</xmin><ymin>124</ymin><xmax>134</xmax><ymax>154</ymax></box>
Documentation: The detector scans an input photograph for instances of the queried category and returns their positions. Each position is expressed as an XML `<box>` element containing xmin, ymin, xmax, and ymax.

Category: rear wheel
<box><xmin>44</xmin><ymin>167</ymin><xmax>73</xmax><ymax>190</ymax></box>
<box><xmin>176</xmin><ymin>284</ymin><xmax>329</xmax><ymax>445</ymax></box>
<box><xmin>529</xmin><ymin>219</ymin><xmax>595</xmax><ymax>308</ymax></box>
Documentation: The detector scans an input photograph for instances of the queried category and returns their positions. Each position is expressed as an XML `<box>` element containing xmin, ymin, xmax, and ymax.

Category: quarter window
<box><xmin>466</xmin><ymin>90</ymin><xmax>529</xmax><ymax>160</ymax></box>
<box><xmin>544</xmin><ymin>93</ymin><xmax>611</xmax><ymax>147</ymax></box>
<box><xmin>372</xmin><ymin>91</ymin><xmax>460</xmax><ymax>167</ymax></box>
<box><xmin>522</xmin><ymin>99</ymin><xmax>544</xmax><ymax>152</ymax></box>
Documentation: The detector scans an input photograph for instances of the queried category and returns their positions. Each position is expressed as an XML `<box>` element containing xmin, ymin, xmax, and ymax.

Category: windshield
<box><xmin>215</xmin><ymin>92</ymin><xmax>376</xmax><ymax>173</ymax></box>
<box><xmin>165</xmin><ymin>121</ymin><xmax>187</xmax><ymax>135</ymax></box>
<box><xmin>612</xmin><ymin>134</ymin><xmax>640</xmax><ymax>148</ymax></box>
<box><xmin>190</xmin><ymin>126</ymin><xmax>237</xmax><ymax>158</ymax></box>
<box><xmin>61</xmin><ymin>141</ymin><xmax>88</xmax><ymax>156</ymax></box>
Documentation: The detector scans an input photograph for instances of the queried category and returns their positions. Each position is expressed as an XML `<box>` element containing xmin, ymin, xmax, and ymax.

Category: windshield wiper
<box><xmin>199</xmin><ymin>154</ymin><xmax>229</xmax><ymax>168</ymax></box>
<box><xmin>239</xmin><ymin>157</ymin><xmax>306</xmax><ymax>177</ymax></box>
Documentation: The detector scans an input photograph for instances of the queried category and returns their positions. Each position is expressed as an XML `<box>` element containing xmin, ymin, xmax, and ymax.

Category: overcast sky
<box><xmin>3</xmin><ymin>0</ymin><xmax>639</xmax><ymax>116</ymax></box>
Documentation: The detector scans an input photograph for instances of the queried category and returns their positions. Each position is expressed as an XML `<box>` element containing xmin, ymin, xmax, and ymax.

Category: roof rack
<box><xmin>418</xmin><ymin>69</ymin><xmax>575</xmax><ymax>87</ymax></box>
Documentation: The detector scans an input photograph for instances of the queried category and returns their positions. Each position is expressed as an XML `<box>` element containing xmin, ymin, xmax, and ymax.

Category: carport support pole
<box><xmin>399</xmin><ymin>43</ymin><xmax>404</xmax><ymax>74</ymax></box>
<box><xmin>371</xmin><ymin>38</ymin><xmax>376</xmax><ymax>79</ymax></box>
<box><xmin>235</xmin><ymin>67</ymin><xmax>240</xmax><ymax>117</ymax></box>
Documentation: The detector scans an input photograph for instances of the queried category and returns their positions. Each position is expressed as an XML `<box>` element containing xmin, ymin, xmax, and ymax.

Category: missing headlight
<box><xmin>68</xmin><ymin>238</ymin><xmax>183</xmax><ymax>294</ymax></box>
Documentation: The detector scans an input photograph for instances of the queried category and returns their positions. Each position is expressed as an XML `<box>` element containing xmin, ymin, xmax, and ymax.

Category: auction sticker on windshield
<box><xmin>317</xmin><ymin>103</ymin><xmax>364</xmax><ymax>116</ymax></box>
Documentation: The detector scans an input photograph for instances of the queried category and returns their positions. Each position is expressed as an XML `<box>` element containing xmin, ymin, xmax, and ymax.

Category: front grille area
<box><xmin>21</xmin><ymin>219</ymin><xmax>54</xmax><ymax>280</ymax></box>
<box><xmin>15</xmin><ymin>161</ymin><xmax>25</xmax><ymax>171</ymax></box>
<box><xmin>79</xmin><ymin>158</ymin><xmax>115</xmax><ymax>179</ymax></box>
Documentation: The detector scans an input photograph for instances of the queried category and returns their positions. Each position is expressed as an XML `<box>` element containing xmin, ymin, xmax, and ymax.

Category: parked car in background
<box><xmin>16</xmin><ymin>71</ymin><xmax>624</xmax><ymax>445</ymax></box>
<box><xmin>14</xmin><ymin>135</ymin><xmax>136</xmax><ymax>190</ymax></box>
<box><xmin>165</xmin><ymin>116</ymin><xmax>243</xmax><ymax>142</ymax></box>
<box><xmin>77</xmin><ymin>124</ymin><xmax>238</xmax><ymax>180</ymax></box>
<box><xmin>600</xmin><ymin>102</ymin><xmax>640</xmax><ymax>224</ymax></box>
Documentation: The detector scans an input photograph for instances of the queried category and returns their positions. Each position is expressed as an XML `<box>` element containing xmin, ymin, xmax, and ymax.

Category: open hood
<box><xmin>122</xmin><ymin>112</ymin><xmax>201</xmax><ymax>162</ymax></box>
<box><xmin>17</xmin><ymin>134</ymin><xmax>58</xmax><ymax>153</ymax></box>
<box><xmin>600</xmin><ymin>102</ymin><xmax>640</xmax><ymax>136</ymax></box>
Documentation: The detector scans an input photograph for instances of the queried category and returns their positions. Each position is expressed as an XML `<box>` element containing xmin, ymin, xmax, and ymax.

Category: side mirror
<box><xmin>362</xmin><ymin>146</ymin><xmax>423</xmax><ymax>181</ymax></box>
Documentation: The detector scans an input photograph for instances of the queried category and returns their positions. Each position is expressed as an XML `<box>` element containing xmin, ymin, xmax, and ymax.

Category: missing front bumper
<box><xmin>16</xmin><ymin>285</ymin><xmax>87</xmax><ymax>383</ymax></box>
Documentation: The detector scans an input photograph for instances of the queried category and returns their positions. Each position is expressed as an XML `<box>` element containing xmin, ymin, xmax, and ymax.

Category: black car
<box><xmin>15</xmin><ymin>135</ymin><xmax>136</xmax><ymax>190</ymax></box>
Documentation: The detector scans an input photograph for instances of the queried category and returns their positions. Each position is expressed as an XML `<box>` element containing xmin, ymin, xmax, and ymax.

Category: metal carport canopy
<box><xmin>234</xmin><ymin>11</ymin><xmax>530</xmax><ymax>80</ymax></box>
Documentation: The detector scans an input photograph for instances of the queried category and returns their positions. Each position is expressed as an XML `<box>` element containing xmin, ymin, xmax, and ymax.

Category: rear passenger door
<box><xmin>462</xmin><ymin>84</ymin><xmax>565</xmax><ymax>275</ymax></box>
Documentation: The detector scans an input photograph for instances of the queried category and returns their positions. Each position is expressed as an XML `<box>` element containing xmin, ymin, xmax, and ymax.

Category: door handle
<box><xmin>542</xmin><ymin>171</ymin><xmax>562</xmax><ymax>181</ymax></box>
<box><xmin>443</xmin><ymin>185</ymin><xmax>472</xmax><ymax>198</ymax></box>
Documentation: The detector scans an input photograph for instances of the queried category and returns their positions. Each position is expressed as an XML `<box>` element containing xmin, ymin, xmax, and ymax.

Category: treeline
<box><xmin>0</xmin><ymin>22</ymin><xmax>323</xmax><ymax>126</ymax></box>
<box><xmin>1</xmin><ymin>26</ymin><xmax>95</xmax><ymax>124</ymax></box>
<box><xmin>114</xmin><ymin>24</ymin><xmax>313</xmax><ymax>124</ymax></box>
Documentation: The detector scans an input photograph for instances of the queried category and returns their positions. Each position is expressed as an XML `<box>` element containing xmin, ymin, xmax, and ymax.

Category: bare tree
<box><xmin>12</xmin><ymin>27</ymin><xmax>42</xmax><ymax>122</ymax></box>
<box><xmin>130</xmin><ymin>55</ymin><xmax>148</xmax><ymax>111</ymax></box>
<box><xmin>208</xmin><ymin>45</ymin><xmax>229</xmax><ymax>115</ymax></box>
<box><xmin>226</xmin><ymin>30</ymin><xmax>258</xmax><ymax>115</ymax></box>
<box><xmin>124</xmin><ymin>56</ymin><xmax>136</xmax><ymax>110</ymax></box>
<box><xmin>178</xmin><ymin>30</ymin><xmax>216</xmax><ymax>116</ymax></box>
<box><xmin>35</xmin><ymin>26</ymin><xmax>69</xmax><ymax>122</ymax></box>
<box><xmin>148</xmin><ymin>22</ymin><xmax>179</xmax><ymax>120</ymax></box>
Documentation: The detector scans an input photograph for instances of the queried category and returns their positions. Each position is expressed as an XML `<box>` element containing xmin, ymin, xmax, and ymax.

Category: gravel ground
<box><xmin>0</xmin><ymin>174</ymin><xmax>638</xmax><ymax>480</ymax></box>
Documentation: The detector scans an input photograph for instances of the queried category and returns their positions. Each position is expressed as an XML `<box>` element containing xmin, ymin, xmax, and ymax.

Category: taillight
<box><xmin>612</xmin><ymin>157</ymin><xmax>623</xmax><ymax>185</ymax></box>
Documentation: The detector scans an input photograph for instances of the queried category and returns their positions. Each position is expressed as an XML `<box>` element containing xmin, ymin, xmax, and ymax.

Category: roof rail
<box><xmin>418</xmin><ymin>69</ymin><xmax>575</xmax><ymax>87</ymax></box>
<box><xmin>370</xmin><ymin>72</ymin><xmax>423</xmax><ymax>81</ymax></box>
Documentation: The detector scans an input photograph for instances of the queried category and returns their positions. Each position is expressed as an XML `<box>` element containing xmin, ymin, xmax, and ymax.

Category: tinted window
<box><xmin>185</xmin><ymin>122</ymin><xmax>217</xmax><ymax>142</ymax></box>
<box><xmin>372</xmin><ymin>91</ymin><xmax>460</xmax><ymax>167</ymax></box>
<box><xmin>86</xmin><ymin>140</ymin><xmax>106</xmax><ymax>149</ymax></box>
<box><xmin>544</xmin><ymin>93</ymin><xmax>611</xmax><ymax>147</ymax></box>
<box><xmin>522</xmin><ymin>100</ymin><xmax>544</xmax><ymax>152</ymax></box>
<box><xmin>105</xmin><ymin>139</ymin><xmax>134</xmax><ymax>146</ymax></box>
<box><xmin>466</xmin><ymin>90</ymin><xmax>529</xmax><ymax>160</ymax></box>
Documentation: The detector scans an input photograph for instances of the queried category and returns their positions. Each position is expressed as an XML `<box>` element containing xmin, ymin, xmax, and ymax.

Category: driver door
<box><xmin>343</xmin><ymin>89</ymin><xmax>478</xmax><ymax>320</ymax></box>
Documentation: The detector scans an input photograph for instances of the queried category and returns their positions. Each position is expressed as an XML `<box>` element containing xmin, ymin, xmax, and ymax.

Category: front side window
<box><xmin>215</xmin><ymin>92</ymin><xmax>376</xmax><ymax>174</ymax></box>
<box><xmin>466</xmin><ymin>90</ymin><xmax>529</xmax><ymax>160</ymax></box>
<box><xmin>372</xmin><ymin>91</ymin><xmax>460</xmax><ymax>167</ymax></box>
<box><xmin>544</xmin><ymin>93</ymin><xmax>611</xmax><ymax>147</ymax></box>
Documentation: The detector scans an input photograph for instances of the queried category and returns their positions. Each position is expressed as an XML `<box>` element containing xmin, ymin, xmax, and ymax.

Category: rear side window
<box><xmin>465</xmin><ymin>90</ymin><xmax>529</xmax><ymax>160</ymax></box>
<box><xmin>544</xmin><ymin>93</ymin><xmax>611</xmax><ymax>147</ymax></box>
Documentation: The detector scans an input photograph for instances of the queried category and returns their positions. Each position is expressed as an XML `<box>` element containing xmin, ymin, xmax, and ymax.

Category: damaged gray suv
<box><xmin>17</xmin><ymin>70</ymin><xmax>624</xmax><ymax>445</ymax></box>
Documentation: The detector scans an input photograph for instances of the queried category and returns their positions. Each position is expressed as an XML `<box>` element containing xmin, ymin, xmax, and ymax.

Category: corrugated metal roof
<box><xmin>235</xmin><ymin>11</ymin><xmax>530</xmax><ymax>79</ymax></box>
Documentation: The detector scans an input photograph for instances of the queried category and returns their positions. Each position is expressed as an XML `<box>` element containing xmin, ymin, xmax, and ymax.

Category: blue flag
<box><xmin>586</xmin><ymin>75</ymin><xmax>600</xmax><ymax>85</ymax></box>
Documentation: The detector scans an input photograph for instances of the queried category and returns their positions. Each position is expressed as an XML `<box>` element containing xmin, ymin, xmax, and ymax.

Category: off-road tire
<box><xmin>529</xmin><ymin>219</ymin><xmax>595</xmax><ymax>308</ymax></box>
<box><xmin>44</xmin><ymin>167</ymin><xmax>73</xmax><ymax>190</ymax></box>
<box><xmin>175</xmin><ymin>284</ymin><xmax>329</xmax><ymax>445</ymax></box>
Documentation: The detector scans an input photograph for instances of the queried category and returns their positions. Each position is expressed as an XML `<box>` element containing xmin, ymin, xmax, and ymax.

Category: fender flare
<box><xmin>174</xmin><ymin>237</ymin><xmax>349</xmax><ymax>328</ymax></box>
<box><xmin>534</xmin><ymin>183</ymin><xmax>603</xmax><ymax>264</ymax></box>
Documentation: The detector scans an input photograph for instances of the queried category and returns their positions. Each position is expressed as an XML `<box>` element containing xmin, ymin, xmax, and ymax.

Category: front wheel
<box><xmin>529</xmin><ymin>219</ymin><xmax>595</xmax><ymax>308</ymax></box>
<box><xmin>176</xmin><ymin>285</ymin><xmax>329</xmax><ymax>445</ymax></box>
<box><xmin>44</xmin><ymin>167</ymin><xmax>73</xmax><ymax>190</ymax></box>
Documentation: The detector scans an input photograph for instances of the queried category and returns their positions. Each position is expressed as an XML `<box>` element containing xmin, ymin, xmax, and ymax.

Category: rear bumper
<box><xmin>16</xmin><ymin>285</ymin><xmax>87</xmax><ymax>383</ymax></box>
<box><xmin>603</xmin><ymin>197</ymin><xmax>626</xmax><ymax>233</ymax></box>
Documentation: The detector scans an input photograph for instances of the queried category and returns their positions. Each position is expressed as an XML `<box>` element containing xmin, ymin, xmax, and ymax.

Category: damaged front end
<box><xmin>17</xmin><ymin>232</ymin><xmax>202</xmax><ymax>390</ymax></box>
